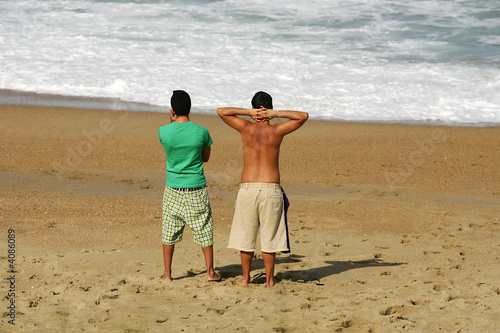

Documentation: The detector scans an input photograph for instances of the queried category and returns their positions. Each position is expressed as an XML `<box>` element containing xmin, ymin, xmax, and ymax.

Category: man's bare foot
<box><xmin>161</xmin><ymin>274</ymin><xmax>173</xmax><ymax>281</ymax></box>
<box><xmin>266</xmin><ymin>280</ymin><xmax>275</xmax><ymax>288</ymax></box>
<box><xmin>207</xmin><ymin>273</ymin><xmax>225</xmax><ymax>282</ymax></box>
<box><xmin>235</xmin><ymin>278</ymin><xmax>249</xmax><ymax>286</ymax></box>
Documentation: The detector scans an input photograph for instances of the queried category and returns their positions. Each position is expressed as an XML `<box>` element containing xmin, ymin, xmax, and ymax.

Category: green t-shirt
<box><xmin>158</xmin><ymin>121</ymin><xmax>213</xmax><ymax>188</ymax></box>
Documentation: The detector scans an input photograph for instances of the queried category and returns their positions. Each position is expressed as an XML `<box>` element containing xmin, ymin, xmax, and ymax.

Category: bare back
<box><xmin>217</xmin><ymin>106</ymin><xmax>309</xmax><ymax>184</ymax></box>
<box><xmin>240</xmin><ymin>121</ymin><xmax>283</xmax><ymax>183</ymax></box>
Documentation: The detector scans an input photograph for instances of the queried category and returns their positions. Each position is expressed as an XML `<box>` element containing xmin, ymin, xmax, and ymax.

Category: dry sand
<box><xmin>1</xmin><ymin>105</ymin><xmax>499</xmax><ymax>332</ymax></box>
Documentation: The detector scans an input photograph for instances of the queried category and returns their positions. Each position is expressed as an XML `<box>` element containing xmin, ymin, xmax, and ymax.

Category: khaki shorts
<box><xmin>228</xmin><ymin>183</ymin><xmax>289</xmax><ymax>253</ymax></box>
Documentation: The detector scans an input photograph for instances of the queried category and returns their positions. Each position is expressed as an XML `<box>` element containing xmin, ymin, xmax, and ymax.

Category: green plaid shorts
<box><xmin>162</xmin><ymin>186</ymin><xmax>214</xmax><ymax>247</ymax></box>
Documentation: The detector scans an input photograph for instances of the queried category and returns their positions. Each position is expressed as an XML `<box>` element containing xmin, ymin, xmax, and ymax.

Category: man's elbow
<box><xmin>216</xmin><ymin>108</ymin><xmax>225</xmax><ymax>117</ymax></box>
<box><xmin>301</xmin><ymin>112</ymin><xmax>309</xmax><ymax>122</ymax></box>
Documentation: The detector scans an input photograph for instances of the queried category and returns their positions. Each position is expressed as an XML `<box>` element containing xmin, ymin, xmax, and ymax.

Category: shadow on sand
<box><xmin>215</xmin><ymin>254</ymin><xmax>405</xmax><ymax>285</ymax></box>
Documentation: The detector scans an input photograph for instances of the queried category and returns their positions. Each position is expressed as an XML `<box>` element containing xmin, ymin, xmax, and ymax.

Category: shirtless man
<box><xmin>217</xmin><ymin>91</ymin><xmax>308</xmax><ymax>287</ymax></box>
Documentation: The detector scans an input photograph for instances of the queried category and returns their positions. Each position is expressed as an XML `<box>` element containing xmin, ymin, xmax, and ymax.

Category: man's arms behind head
<box><xmin>217</xmin><ymin>107</ymin><xmax>256</xmax><ymax>132</ymax></box>
<box><xmin>267</xmin><ymin>109</ymin><xmax>309</xmax><ymax>136</ymax></box>
<box><xmin>217</xmin><ymin>107</ymin><xmax>309</xmax><ymax>135</ymax></box>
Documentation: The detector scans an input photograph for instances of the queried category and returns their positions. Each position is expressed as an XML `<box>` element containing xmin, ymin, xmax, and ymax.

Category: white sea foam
<box><xmin>0</xmin><ymin>0</ymin><xmax>499</xmax><ymax>125</ymax></box>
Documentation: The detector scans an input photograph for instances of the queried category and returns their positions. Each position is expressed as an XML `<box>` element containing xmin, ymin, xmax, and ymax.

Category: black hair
<box><xmin>251</xmin><ymin>91</ymin><xmax>273</xmax><ymax>109</ymax></box>
<box><xmin>171</xmin><ymin>90</ymin><xmax>191</xmax><ymax>116</ymax></box>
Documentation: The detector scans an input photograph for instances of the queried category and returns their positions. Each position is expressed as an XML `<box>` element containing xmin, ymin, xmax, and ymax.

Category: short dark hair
<box><xmin>251</xmin><ymin>91</ymin><xmax>273</xmax><ymax>109</ymax></box>
<box><xmin>171</xmin><ymin>90</ymin><xmax>191</xmax><ymax>116</ymax></box>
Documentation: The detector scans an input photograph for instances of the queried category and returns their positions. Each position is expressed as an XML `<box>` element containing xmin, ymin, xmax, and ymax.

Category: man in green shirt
<box><xmin>158</xmin><ymin>90</ymin><xmax>224</xmax><ymax>282</ymax></box>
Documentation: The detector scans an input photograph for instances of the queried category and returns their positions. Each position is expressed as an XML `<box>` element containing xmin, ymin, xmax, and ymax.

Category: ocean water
<box><xmin>1</xmin><ymin>0</ymin><xmax>499</xmax><ymax>125</ymax></box>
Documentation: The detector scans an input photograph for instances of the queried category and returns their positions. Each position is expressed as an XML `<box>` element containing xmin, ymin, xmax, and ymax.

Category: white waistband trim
<box><xmin>240</xmin><ymin>183</ymin><xmax>281</xmax><ymax>189</ymax></box>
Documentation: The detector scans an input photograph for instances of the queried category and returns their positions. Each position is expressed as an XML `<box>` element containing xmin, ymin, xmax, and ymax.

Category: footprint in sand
<box><xmin>379</xmin><ymin>305</ymin><xmax>405</xmax><ymax>316</ymax></box>
<box><xmin>156</xmin><ymin>318</ymin><xmax>168</xmax><ymax>323</ymax></box>
<box><xmin>206</xmin><ymin>308</ymin><xmax>226</xmax><ymax>315</ymax></box>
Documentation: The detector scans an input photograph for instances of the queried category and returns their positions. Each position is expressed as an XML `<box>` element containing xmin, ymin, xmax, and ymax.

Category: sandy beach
<box><xmin>1</xmin><ymin>105</ymin><xmax>499</xmax><ymax>332</ymax></box>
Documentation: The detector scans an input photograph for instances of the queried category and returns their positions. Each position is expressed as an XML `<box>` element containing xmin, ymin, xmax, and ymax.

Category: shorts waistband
<box><xmin>170</xmin><ymin>186</ymin><xmax>206</xmax><ymax>192</ymax></box>
<box><xmin>240</xmin><ymin>183</ymin><xmax>281</xmax><ymax>190</ymax></box>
